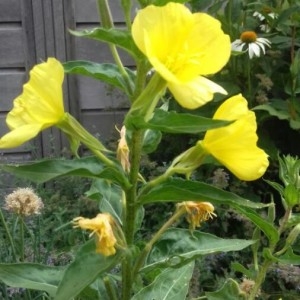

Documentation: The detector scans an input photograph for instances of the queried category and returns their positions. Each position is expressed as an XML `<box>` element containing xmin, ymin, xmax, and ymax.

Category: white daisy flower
<box><xmin>253</xmin><ymin>10</ymin><xmax>278</xmax><ymax>32</ymax></box>
<box><xmin>231</xmin><ymin>31</ymin><xmax>271</xmax><ymax>59</ymax></box>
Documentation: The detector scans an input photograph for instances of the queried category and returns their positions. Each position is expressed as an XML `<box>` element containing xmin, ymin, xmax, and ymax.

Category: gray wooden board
<box><xmin>0</xmin><ymin>0</ymin><xmax>21</xmax><ymax>22</ymax></box>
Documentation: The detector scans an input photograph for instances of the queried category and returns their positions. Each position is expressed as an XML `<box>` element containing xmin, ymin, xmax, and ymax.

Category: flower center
<box><xmin>240</xmin><ymin>31</ymin><xmax>257</xmax><ymax>43</ymax></box>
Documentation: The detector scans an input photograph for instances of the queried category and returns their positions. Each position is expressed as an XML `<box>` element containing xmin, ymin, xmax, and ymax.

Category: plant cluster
<box><xmin>0</xmin><ymin>0</ymin><xmax>299</xmax><ymax>299</ymax></box>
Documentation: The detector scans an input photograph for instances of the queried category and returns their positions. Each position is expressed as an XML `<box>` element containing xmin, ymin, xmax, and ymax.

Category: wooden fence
<box><xmin>0</xmin><ymin>0</ymin><xmax>134</xmax><ymax>162</ymax></box>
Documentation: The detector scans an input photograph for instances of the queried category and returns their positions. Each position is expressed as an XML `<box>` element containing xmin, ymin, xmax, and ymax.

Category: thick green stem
<box><xmin>122</xmin><ymin>129</ymin><xmax>144</xmax><ymax>300</ymax></box>
<box><xmin>132</xmin><ymin>207</ymin><xmax>185</xmax><ymax>279</ymax></box>
<box><xmin>0</xmin><ymin>208</ymin><xmax>17</xmax><ymax>261</ymax></box>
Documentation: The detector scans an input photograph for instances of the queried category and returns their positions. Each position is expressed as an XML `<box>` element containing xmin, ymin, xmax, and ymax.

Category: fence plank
<box><xmin>0</xmin><ymin>0</ymin><xmax>21</xmax><ymax>22</ymax></box>
<box><xmin>0</xmin><ymin>28</ymin><xmax>24</xmax><ymax>67</ymax></box>
<box><xmin>0</xmin><ymin>71</ymin><xmax>25</xmax><ymax>110</ymax></box>
<box><xmin>81</xmin><ymin>110</ymin><xmax>126</xmax><ymax>141</ymax></box>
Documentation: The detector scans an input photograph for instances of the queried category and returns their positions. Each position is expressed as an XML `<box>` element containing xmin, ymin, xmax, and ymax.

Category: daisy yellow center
<box><xmin>240</xmin><ymin>31</ymin><xmax>257</xmax><ymax>43</ymax></box>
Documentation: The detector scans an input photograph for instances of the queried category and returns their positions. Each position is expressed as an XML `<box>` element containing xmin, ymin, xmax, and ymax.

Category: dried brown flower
<box><xmin>4</xmin><ymin>187</ymin><xmax>44</xmax><ymax>216</ymax></box>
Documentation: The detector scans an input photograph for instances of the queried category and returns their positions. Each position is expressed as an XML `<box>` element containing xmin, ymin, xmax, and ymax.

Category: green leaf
<box><xmin>132</xmin><ymin>262</ymin><xmax>194</xmax><ymax>300</ymax></box>
<box><xmin>63</xmin><ymin>61</ymin><xmax>135</xmax><ymax>95</ymax></box>
<box><xmin>138</xmin><ymin>178</ymin><xmax>269</xmax><ymax>209</ymax></box>
<box><xmin>127</xmin><ymin>109</ymin><xmax>232</xmax><ymax>134</ymax></box>
<box><xmin>286</xmin><ymin>213</ymin><xmax>300</xmax><ymax>228</ymax></box>
<box><xmin>143</xmin><ymin>229</ymin><xmax>255</xmax><ymax>273</ymax></box>
<box><xmin>275</xmin><ymin>247</ymin><xmax>300</xmax><ymax>265</ymax></box>
<box><xmin>206</xmin><ymin>278</ymin><xmax>246</xmax><ymax>300</ymax></box>
<box><xmin>139</xmin><ymin>178</ymin><xmax>279</xmax><ymax>244</ymax></box>
<box><xmin>264</xmin><ymin>247</ymin><xmax>300</xmax><ymax>265</ymax></box>
<box><xmin>54</xmin><ymin>239</ymin><xmax>122</xmax><ymax>300</ymax></box>
<box><xmin>0</xmin><ymin>263</ymin><xmax>64</xmax><ymax>297</ymax></box>
<box><xmin>230</xmin><ymin>205</ymin><xmax>279</xmax><ymax>245</ymax></box>
<box><xmin>69</xmin><ymin>28</ymin><xmax>142</xmax><ymax>59</ymax></box>
<box><xmin>86</xmin><ymin>178</ymin><xmax>123</xmax><ymax>225</ymax></box>
<box><xmin>1</xmin><ymin>156</ymin><xmax>130</xmax><ymax>189</ymax></box>
<box><xmin>142</xmin><ymin>129</ymin><xmax>162</xmax><ymax>154</ymax></box>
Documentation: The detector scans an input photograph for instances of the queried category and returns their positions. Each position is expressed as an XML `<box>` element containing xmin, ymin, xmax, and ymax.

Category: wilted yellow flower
<box><xmin>4</xmin><ymin>187</ymin><xmax>44</xmax><ymax>216</ymax></box>
<box><xmin>73</xmin><ymin>213</ymin><xmax>117</xmax><ymax>256</ymax></box>
<box><xmin>132</xmin><ymin>3</ymin><xmax>231</xmax><ymax>109</ymax></box>
<box><xmin>116</xmin><ymin>126</ymin><xmax>130</xmax><ymax>172</ymax></box>
<box><xmin>0</xmin><ymin>58</ymin><xmax>65</xmax><ymax>148</ymax></box>
<box><xmin>200</xmin><ymin>94</ymin><xmax>269</xmax><ymax>180</ymax></box>
<box><xmin>177</xmin><ymin>201</ymin><xmax>216</xmax><ymax>230</ymax></box>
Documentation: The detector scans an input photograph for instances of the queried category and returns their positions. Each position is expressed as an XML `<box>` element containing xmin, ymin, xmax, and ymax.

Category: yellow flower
<box><xmin>73</xmin><ymin>213</ymin><xmax>117</xmax><ymax>256</ymax></box>
<box><xmin>200</xmin><ymin>94</ymin><xmax>269</xmax><ymax>181</ymax></box>
<box><xmin>132</xmin><ymin>3</ymin><xmax>231</xmax><ymax>109</ymax></box>
<box><xmin>0</xmin><ymin>58</ymin><xmax>65</xmax><ymax>148</ymax></box>
<box><xmin>177</xmin><ymin>201</ymin><xmax>216</xmax><ymax>230</ymax></box>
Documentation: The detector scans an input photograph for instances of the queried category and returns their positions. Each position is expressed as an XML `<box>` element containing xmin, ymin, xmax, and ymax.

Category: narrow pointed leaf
<box><xmin>0</xmin><ymin>263</ymin><xmax>64</xmax><ymax>297</ymax></box>
<box><xmin>1</xmin><ymin>156</ymin><xmax>130</xmax><ymax>189</ymax></box>
<box><xmin>69</xmin><ymin>28</ymin><xmax>142</xmax><ymax>59</ymax></box>
<box><xmin>63</xmin><ymin>61</ymin><xmax>135</xmax><ymax>95</ymax></box>
<box><xmin>127</xmin><ymin>109</ymin><xmax>232</xmax><ymax>133</ymax></box>
<box><xmin>138</xmin><ymin>178</ymin><xmax>279</xmax><ymax>244</ymax></box>
<box><xmin>54</xmin><ymin>240</ymin><xmax>122</xmax><ymax>300</ymax></box>
<box><xmin>132</xmin><ymin>262</ymin><xmax>194</xmax><ymax>300</ymax></box>
<box><xmin>143</xmin><ymin>229</ymin><xmax>255</xmax><ymax>273</ymax></box>
<box><xmin>138</xmin><ymin>178</ymin><xmax>269</xmax><ymax>209</ymax></box>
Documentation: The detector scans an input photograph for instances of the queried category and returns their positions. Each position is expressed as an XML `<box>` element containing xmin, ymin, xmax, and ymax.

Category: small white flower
<box><xmin>253</xmin><ymin>10</ymin><xmax>278</xmax><ymax>32</ymax></box>
<box><xmin>231</xmin><ymin>31</ymin><xmax>271</xmax><ymax>59</ymax></box>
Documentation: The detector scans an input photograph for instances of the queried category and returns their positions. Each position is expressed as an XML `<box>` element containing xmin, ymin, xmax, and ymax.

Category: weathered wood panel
<box><xmin>76</xmin><ymin>76</ymin><xmax>130</xmax><ymax>109</ymax></box>
<box><xmin>0</xmin><ymin>71</ymin><xmax>25</xmax><ymax>110</ymax></box>
<box><xmin>81</xmin><ymin>110</ymin><xmax>126</xmax><ymax>141</ymax></box>
<box><xmin>0</xmin><ymin>0</ymin><xmax>21</xmax><ymax>22</ymax></box>
<box><xmin>0</xmin><ymin>27</ymin><xmax>24</xmax><ymax>67</ymax></box>
<box><xmin>74</xmin><ymin>0</ymin><xmax>138</xmax><ymax>23</ymax></box>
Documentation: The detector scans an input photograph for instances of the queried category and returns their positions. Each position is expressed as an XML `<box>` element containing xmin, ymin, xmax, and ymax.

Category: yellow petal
<box><xmin>0</xmin><ymin>124</ymin><xmax>43</xmax><ymax>148</ymax></box>
<box><xmin>168</xmin><ymin>76</ymin><xmax>227</xmax><ymax>109</ymax></box>
<box><xmin>202</xmin><ymin>94</ymin><xmax>269</xmax><ymax>181</ymax></box>
<box><xmin>7</xmin><ymin>58</ymin><xmax>64</xmax><ymax>130</ymax></box>
<box><xmin>132</xmin><ymin>3</ymin><xmax>231</xmax><ymax>109</ymax></box>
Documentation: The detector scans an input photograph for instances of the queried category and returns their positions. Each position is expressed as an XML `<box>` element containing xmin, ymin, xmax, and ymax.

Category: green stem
<box><xmin>122</xmin><ymin>129</ymin><xmax>144</xmax><ymax>300</ymax></box>
<box><xmin>132</xmin><ymin>207</ymin><xmax>185</xmax><ymax>279</ymax></box>
<box><xmin>19</xmin><ymin>216</ymin><xmax>25</xmax><ymax>262</ymax></box>
<box><xmin>120</xmin><ymin>0</ymin><xmax>132</xmax><ymax>30</ymax></box>
<box><xmin>248</xmin><ymin>260</ymin><xmax>272</xmax><ymax>300</ymax></box>
<box><xmin>104</xmin><ymin>276</ymin><xmax>118</xmax><ymax>300</ymax></box>
<box><xmin>248</xmin><ymin>208</ymin><xmax>292</xmax><ymax>299</ymax></box>
<box><xmin>96</xmin><ymin>0</ymin><xmax>133</xmax><ymax>95</ymax></box>
<box><xmin>0</xmin><ymin>208</ymin><xmax>17</xmax><ymax>261</ymax></box>
<box><xmin>247</xmin><ymin>58</ymin><xmax>253</xmax><ymax>107</ymax></box>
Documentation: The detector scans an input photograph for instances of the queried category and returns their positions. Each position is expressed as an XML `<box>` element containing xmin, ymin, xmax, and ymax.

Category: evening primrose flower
<box><xmin>132</xmin><ymin>3</ymin><xmax>231</xmax><ymax>109</ymax></box>
<box><xmin>0</xmin><ymin>58</ymin><xmax>65</xmax><ymax>148</ymax></box>
<box><xmin>0</xmin><ymin>58</ymin><xmax>109</xmax><ymax>159</ymax></box>
<box><xmin>177</xmin><ymin>201</ymin><xmax>216</xmax><ymax>230</ymax></box>
<box><xmin>231</xmin><ymin>31</ymin><xmax>271</xmax><ymax>59</ymax></box>
<box><xmin>73</xmin><ymin>213</ymin><xmax>117</xmax><ymax>256</ymax></box>
<box><xmin>200</xmin><ymin>94</ymin><xmax>269</xmax><ymax>181</ymax></box>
